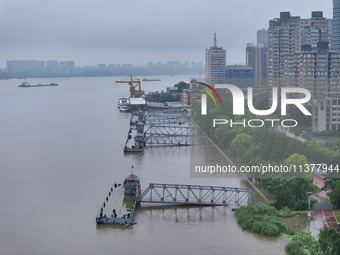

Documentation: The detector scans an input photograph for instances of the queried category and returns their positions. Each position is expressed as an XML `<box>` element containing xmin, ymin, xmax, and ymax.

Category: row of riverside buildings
<box><xmin>7</xmin><ymin>60</ymin><xmax>75</xmax><ymax>74</ymax></box>
<box><xmin>4</xmin><ymin>60</ymin><xmax>205</xmax><ymax>77</ymax></box>
<box><xmin>200</xmin><ymin>1</ymin><xmax>340</xmax><ymax>132</ymax></box>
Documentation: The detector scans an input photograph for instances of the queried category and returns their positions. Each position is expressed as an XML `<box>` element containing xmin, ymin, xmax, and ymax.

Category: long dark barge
<box><xmin>18</xmin><ymin>81</ymin><xmax>58</xmax><ymax>87</ymax></box>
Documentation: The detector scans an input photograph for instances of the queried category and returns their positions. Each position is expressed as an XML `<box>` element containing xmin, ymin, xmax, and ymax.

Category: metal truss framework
<box><xmin>145</xmin><ymin>118</ymin><xmax>188</xmax><ymax>125</ymax></box>
<box><xmin>144</xmin><ymin>125</ymin><xmax>193</xmax><ymax>145</ymax></box>
<box><xmin>144</xmin><ymin>112</ymin><xmax>188</xmax><ymax>119</ymax></box>
<box><xmin>138</xmin><ymin>183</ymin><xmax>259</xmax><ymax>206</ymax></box>
<box><xmin>144</xmin><ymin>111</ymin><xmax>190</xmax><ymax>125</ymax></box>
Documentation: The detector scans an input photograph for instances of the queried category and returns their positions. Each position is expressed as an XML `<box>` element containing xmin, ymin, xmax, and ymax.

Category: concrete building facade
<box><xmin>267</xmin><ymin>11</ymin><xmax>337</xmax><ymax>132</ymax></box>
<box><xmin>281</xmin><ymin>42</ymin><xmax>340</xmax><ymax>131</ymax></box>
<box><xmin>333</xmin><ymin>0</ymin><xmax>340</xmax><ymax>51</ymax></box>
<box><xmin>268</xmin><ymin>11</ymin><xmax>332</xmax><ymax>89</ymax></box>
<box><xmin>246</xmin><ymin>43</ymin><xmax>268</xmax><ymax>87</ymax></box>
<box><xmin>257</xmin><ymin>28</ymin><xmax>268</xmax><ymax>46</ymax></box>
<box><xmin>205</xmin><ymin>33</ymin><xmax>227</xmax><ymax>85</ymax></box>
<box><xmin>182</xmin><ymin>79</ymin><xmax>202</xmax><ymax>107</ymax></box>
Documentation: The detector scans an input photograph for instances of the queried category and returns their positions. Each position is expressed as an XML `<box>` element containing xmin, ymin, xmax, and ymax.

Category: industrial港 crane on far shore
<box><xmin>115</xmin><ymin>74</ymin><xmax>145</xmax><ymax>98</ymax></box>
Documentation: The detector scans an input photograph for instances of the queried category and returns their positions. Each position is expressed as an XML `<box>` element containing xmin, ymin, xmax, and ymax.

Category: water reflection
<box><xmin>0</xmin><ymin>76</ymin><xmax>289</xmax><ymax>255</ymax></box>
<box><xmin>281</xmin><ymin>213</ymin><xmax>320</xmax><ymax>237</ymax></box>
<box><xmin>137</xmin><ymin>205</ymin><xmax>230</xmax><ymax>224</ymax></box>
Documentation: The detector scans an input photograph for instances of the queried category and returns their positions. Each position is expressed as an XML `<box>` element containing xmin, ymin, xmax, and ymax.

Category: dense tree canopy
<box><xmin>329</xmin><ymin>180</ymin><xmax>340</xmax><ymax>209</ymax></box>
<box><xmin>174</xmin><ymin>81</ymin><xmax>189</xmax><ymax>93</ymax></box>
<box><xmin>318</xmin><ymin>228</ymin><xmax>340</xmax><ymax>255</ymax></box>
<box><xmin>192</xmin><ymin>91</ymin><xmax>340</xmax><ymax>166</ymax></box>
<box><xmin>192</xmin><ymin>91</ymin><xmax>340</xmax><ymax>209</ymax></box>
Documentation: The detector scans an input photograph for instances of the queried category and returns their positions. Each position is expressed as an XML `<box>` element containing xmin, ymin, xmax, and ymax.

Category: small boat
<box><xmin>142</xmin><ymin>78</ymin><xmax>161</xmax><ymax>82</ymax></box>
<box><xmin>18</xmin><ymin>81</ymin><xmax>58</xmax><ymax>87</ymax></box>
<box><xmin>119</xmin><ymin>104</ymin><xmax>130</xmax><ymax>112</ymax></box>
<box><xmin>118</xmin><ymin>96</ymin><xmax>128</xmax><ymax>108</ymax></box>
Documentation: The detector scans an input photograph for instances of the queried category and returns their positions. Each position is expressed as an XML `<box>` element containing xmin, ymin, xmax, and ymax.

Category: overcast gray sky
<box><xmin>0</xmin><ymin>0</ymin><xmax>333</xmax><ymax>67</ymax></box>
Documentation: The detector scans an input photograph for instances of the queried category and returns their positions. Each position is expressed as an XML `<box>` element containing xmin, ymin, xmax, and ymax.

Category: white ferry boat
<box><xmin>118</xmin><ymin>96</ymin><xmax>128</xmax><ymax>108</ymax></box>
<box><xmin>119</xmin><ymin>104</ymin><xmax>130</xmax><ymax>112</ymax></box>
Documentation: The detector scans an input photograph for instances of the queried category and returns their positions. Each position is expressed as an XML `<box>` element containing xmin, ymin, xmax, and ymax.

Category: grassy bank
<box><xmin>334</xmin><ymin>210</ymin><xmax>340</xmax><ymax>222</ymax></box>
<box><xmin>235</xmin><ymin>204</ymin><xmax>296</xmax><ymax>236</ymax></box>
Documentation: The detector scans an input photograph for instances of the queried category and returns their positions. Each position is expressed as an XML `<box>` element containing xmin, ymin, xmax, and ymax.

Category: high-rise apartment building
<box><xmin>246</xmin><ymin>43</ymin><xmax>267</xmax><ymax>87</ymax></box>
<box><xmin>282</xmin><ymin>43</ymin><xmax>331</xmax><ymax>97</ymax></box>
<box><xmin>333</xmin><ymin>0</ymin><xmax>340</xmax><ymax>51</ymax></box>
<box><xmin>313</xmin><ymin>93</ymin><xmax>340</xmax><ymax>131</ymax></box>
<box><xmin>268</xmin><ymin>11</ymin><xmax>332</xmax><ymax>88</ymax></box>
<box><xmin>281</xmin><ymin>42</ymin><xmax>340</xmax><ymax>131</ymax></box>
<box><xmin>267</xmin><ymin>11</ymin><xmax>338</xmax><ymax>131</ymax></box>
<box><xmin>257</xmin><ymin>29</ymin><xmax>268</xmax><ymax>46</ymax></box>
<box><xmin>205</xmin><ymin>33</ymin><xmax>227</xmax><ymax>85</ymax></box>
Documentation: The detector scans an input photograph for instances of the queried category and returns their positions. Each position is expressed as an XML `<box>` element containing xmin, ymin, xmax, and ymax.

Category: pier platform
<box><xmin>96</xmin><ymin>175</ymin><xmax>259</xmax><ymax>226</ymax></box>
<box><xmin>124</xmin><ymin>127</ymin><xmax>144</xmax><ymax>152</ymax></box>
<box><xmin>124</xmin><ymin>112</ymin><xmax>145</xmax><ymax>152</ymax></box>
<box><xmin>96</xmin><ymin>184</ymin><xmax>137</xmax><ymax>224</ymax></box>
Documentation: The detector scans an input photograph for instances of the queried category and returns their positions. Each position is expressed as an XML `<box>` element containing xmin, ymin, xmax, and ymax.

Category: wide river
<box><xmin>0</xmin><ymin>75</ymin><xmax>289</xmax><ymax>255</ymax></box>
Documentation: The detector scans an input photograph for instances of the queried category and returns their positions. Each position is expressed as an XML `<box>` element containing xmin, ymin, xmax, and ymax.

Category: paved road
<box><xmin>313</xmin><ymin>174</ymin><xmax>326</xmax><ymax>189</ymax></box>
<box><xmin>311</xmin><ymin>175</ymin><xmax>338</xmax><ymax>229</ymax></box>
<box><xmin>313</xmin><ymin>210</ymin><xmax>338</xmax><ymax>229</ymax></box>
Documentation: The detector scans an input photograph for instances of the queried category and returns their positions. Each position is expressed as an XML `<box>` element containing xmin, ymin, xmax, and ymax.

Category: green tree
<box><xmin>231</xmin><ymin>133</ymin><xmax>254</xmax><ymax>163</ymax></box>
<box><xmin>159</xmin><ymin>92</ymin><xmax>175</xmax><ymax>102</ymax></box>
<box><xmin>326</xmin><ymin>139</ymin><xmax>340</xmax><ymax>153</ymax></box>
<box><xmin>285</xmin><ymin>153</ymin><xmax>314</xmax><ymax>182</ymax></box>
<box><xmin>253</xmin><ymin>92</ymin><xmax>269</xmax><ymax>110</ymax></box>
<box><xmin>214</xmin><ymin>125</ymin><xmax>237</xmax><ymax>149</ymax></box>
<box><xmin>174</xmin><ymin>81</ymin><xmax>189</xmax><ymax>93</ymax></box>
<box><xmin>329</xmin><ymin>180</ymin><xmax>340</xmax><ymax>209</ymax></box>
<box><xmin>318</xmin><ymin>227</ymin><xmax>340</xmax><ymax>255</ymax></box>
<box><xmin>286</xmin><ymin>231</ymin><xmax>322</xmax><ymax>255</ymax></box>
<box><xmin>286</xmin><ymin>105</ymin><xmax>312</xmax><ymax>127</ymax></box>
<box><xmin>262</xmin><ymin>178</ymin><xmax>295</xmax><ymax>208</ymax></box>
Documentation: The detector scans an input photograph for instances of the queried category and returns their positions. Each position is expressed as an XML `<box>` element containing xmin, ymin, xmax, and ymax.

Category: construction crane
<box><xmin>115</xmin><ymin>74</ymin><xmax>144</xmax><ymax>98</ymax></box>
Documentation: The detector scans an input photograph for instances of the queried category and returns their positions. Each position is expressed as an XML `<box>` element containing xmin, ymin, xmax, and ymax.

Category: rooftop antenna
<box><xmin>214</xmin><ymin>32</ymin><xmax>217</xmax><ymax>47</ymax></box>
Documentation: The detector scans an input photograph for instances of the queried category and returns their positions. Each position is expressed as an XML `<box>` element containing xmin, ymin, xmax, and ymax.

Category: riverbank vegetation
<box><xmin>236</xmin><ymin>205</ymin><xmax>340</xmax><ymax>254</ymax></box>
<box><xmin>285</xmin><ymin>231</ymin><xmax>320</xmax><ymax>255</ymax></box>
<box><xmin>192</xmin><ymin>90</ymin><xmax>340</xmax><ymax>210</ymax></box>
<box><xmin>192</xmin><ymin>91</ymin><xmax>340</xmax><ymax>165</ymax></box>
<box><xmin>285</xmin><ymin>228</ymin><xmax>340</xmax><ymax>255</ymax></box>
<box><xmin>192</xmin><ymin>90</ymin><xmax>340</xmax><ymax>254</ymax></box>
<box><xmin>235</xmin><ymin>204</ymin><xmax>295</xmax><ymax>236</ymax></box>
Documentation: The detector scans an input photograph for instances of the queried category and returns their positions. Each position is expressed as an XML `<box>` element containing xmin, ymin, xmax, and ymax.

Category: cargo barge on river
<box><xmin>18</xmin><ymin>81</ymin><xmax>58</xmax><ymax>87</ymax></box>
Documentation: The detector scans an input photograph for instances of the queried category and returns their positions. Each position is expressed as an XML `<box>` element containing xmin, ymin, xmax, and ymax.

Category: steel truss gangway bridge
<box><xmin>143</xmin><ymin>125</ymin><xmax>207</xmax><ymax>146</ymax></box>
<box><xmin>125</xmin><ymin>109</ymin><xmax>209</xmax><ymax>150</ymax></box>
<box><xmin>143</xmin><ymin>110</ymin><xmax>190</xmax><ymax>125</ymax></box>
<box><xmin>137</xmin><ymin>183</ymin><xmax>259</xmax><ymax>206</ymax></box>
